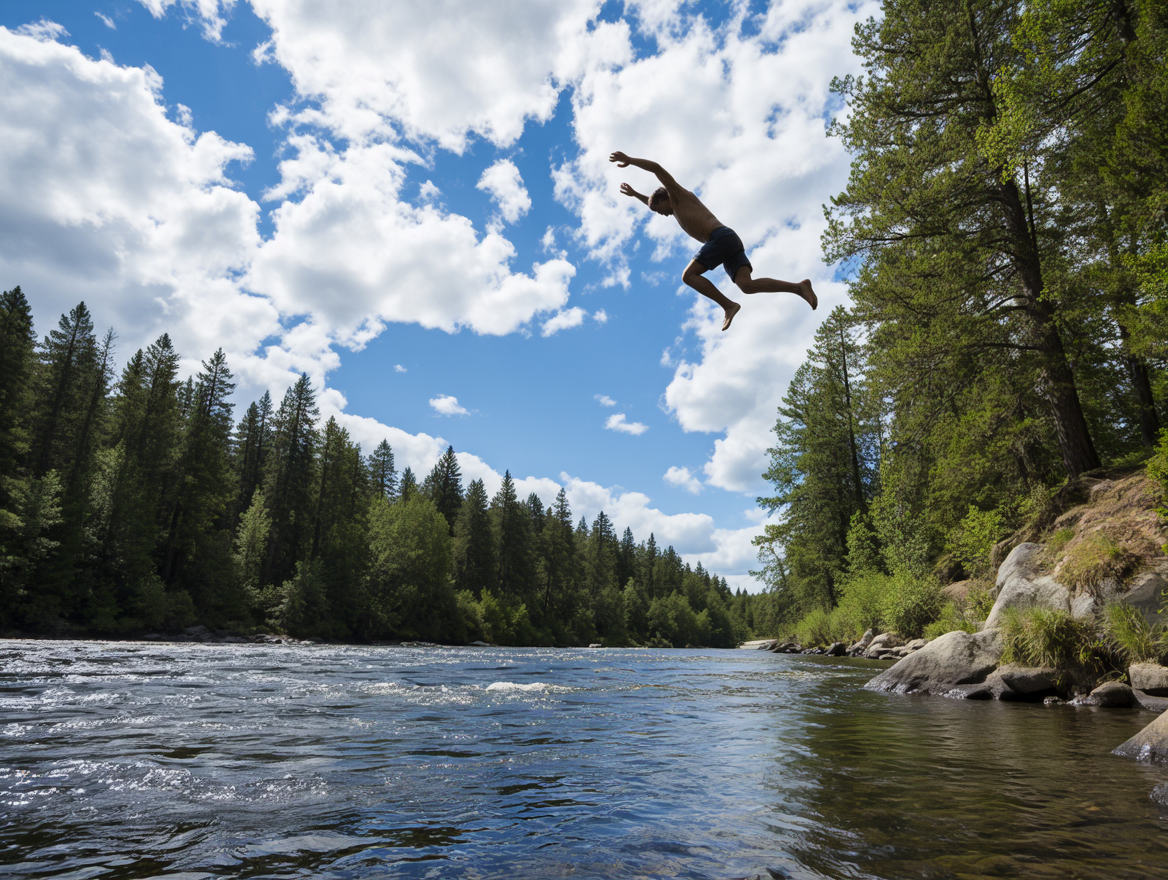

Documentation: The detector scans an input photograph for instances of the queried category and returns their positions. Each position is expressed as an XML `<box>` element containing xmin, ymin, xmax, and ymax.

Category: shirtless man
<box><xmin>610</xmin><ymin>151</ymin><xmax>816</xmax><ymax>330</ymax></box>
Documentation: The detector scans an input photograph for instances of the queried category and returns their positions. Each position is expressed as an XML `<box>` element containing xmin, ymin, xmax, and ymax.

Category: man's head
<box><xmin>648</xmin><ymin>186</ymin><xmax>672</xmax><ymax>215</ymax></box>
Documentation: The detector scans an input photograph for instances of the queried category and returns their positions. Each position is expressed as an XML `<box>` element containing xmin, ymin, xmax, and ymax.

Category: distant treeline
<box><xmin>755</xmin><ymin>0</ymin><xmax>1168</xmax><ymax>643</ymax></box>
<box><xmin>0</xmin><ymin>288</ymin><xmax>772</xmax><ymax>646</ymax></box>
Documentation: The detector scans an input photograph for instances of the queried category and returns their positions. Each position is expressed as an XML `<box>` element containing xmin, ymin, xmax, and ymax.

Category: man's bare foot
<box><xmin>799</xmin><ymin>280</ymin><xmax>817</xmax><ymax>310</ymax></box>
<box><xmin>722</xmin><ymin>301</ymin><xmax>741</xmax><ymax>331</ymax></box>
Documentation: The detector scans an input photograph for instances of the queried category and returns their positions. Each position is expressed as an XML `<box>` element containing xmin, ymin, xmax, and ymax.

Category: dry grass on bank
<box><xmin>1038</xmin><ymin>472</ymin><xmax>1167</xmax><ymax>590</ymax></box>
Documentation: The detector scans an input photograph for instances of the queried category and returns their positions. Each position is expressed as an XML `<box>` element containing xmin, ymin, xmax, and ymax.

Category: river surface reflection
<box><xmin>2</xmin><ymin>640</ymin><xmax>1166</xmax><ymax>879</ymax></box>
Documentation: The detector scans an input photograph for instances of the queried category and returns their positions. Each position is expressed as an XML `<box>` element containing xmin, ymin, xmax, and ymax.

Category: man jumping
<box><xmin>611</xmin><ymin>151</ymin><xmax>816</xmax><ymax>331</ymax></box>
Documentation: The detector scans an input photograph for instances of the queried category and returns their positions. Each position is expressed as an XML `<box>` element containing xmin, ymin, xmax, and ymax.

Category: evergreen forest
<box><xmin>0</xmin><ymin>290</ymin><xmax>761</xmax><ymax>647</ymax></box>
<box><xmin>755</xmin><ymin>0</ymin><xmax>1168</xmax><ymax>642</ymax></box>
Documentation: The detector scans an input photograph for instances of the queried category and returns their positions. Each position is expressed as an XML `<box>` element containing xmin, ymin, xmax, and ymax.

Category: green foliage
<box><xmin>835</xmin><ymin>570</ymin><xmax>895</xmax><ymax>640</ymax></box>
<box><xmin>999</xmin><ymin>607</ymin><xmax>1114</xmax><ymax>671</ymax></box>
<box><xmin>793</xmin><ymin>606</ymin><xmax>851</xmax><ymax>648</ymax></box>
<box><xmin>879</xmin><ymin>573</ymin><xmax>943</xmax><ymax>640</ymax></box>
<box><xmin>1058</xmin><ymin>532</ymin><xmax>1135</xmax><ymax>591</ymax></box>
<box><xmin>946</xmin><ymin>506</ymin><xmax>1006</xmax><ymax>579</ymax></box>
<box><xmin>923</xmin><ymin>603</ymin><xmax>979</xmax><ymax>641</ymax></box>
<box><xmin>1101</xmin><ymin>602</ymin><xmax>1168</xmax><ymax>665</ymax></box>
<box><xmin>1150</xmin><ymin>430</ymin><xmax>1168</xmax><ymax>546</ymax></box>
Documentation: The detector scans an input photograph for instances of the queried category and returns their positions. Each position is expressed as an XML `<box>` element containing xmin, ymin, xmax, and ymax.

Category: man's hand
<box><xmin>609</xmin><ymin>150</ymin><xmax>630</xmax><ymax>167</ymax></box>
<box><xmin>619</xmin><ymin>182</ymin><xmax>637</xmax><ymax>198</ymax></box>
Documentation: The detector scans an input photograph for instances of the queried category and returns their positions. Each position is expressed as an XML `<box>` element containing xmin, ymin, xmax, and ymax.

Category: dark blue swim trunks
<box><xmin>694</xmin><ymin>226</ymin><xmax>751</xmax><ymax>282</ymax></box>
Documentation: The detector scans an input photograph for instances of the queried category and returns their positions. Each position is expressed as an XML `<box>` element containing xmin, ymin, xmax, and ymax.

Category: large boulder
<box><xmin>984</xmin><ymin>543</ymin><xmax>1073</xmax><ymax>630</ymax></box>
<box><xmin>1113</xmin><ymin>708</ymin><xmax>1168</xmax><ymax>762</ymax></box>
<box><xmin>1118</xmin><ymin>562</ymin><xmax>1168</xmax><ymax>627</ymax></box>
<box><xmin>1129</xmin><ymin>662</ymin><xmax>1168</xmax><ymax>696</ymax></box>
<box><xmin>1078</xmin><ymin>681</ymin><xmax>1137</xmax><ymax>708</ymax></box>
<box><xmin>865</xmin><ymin>629</ymin><xmax>1002</xmax><ymax>696</ymax></box>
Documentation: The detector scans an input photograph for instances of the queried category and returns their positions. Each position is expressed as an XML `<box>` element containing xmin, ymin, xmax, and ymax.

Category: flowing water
<box><xmin>2</xmin><ymin>639</ymin><xmax>1167</xmax><ymax>879</ymax></box>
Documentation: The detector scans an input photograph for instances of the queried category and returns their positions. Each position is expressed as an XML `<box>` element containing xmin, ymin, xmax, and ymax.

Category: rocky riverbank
<box><xmin>747</xmin><ymin>470</ymin><xmax>1168</xmax><ymax>804</ymax></box>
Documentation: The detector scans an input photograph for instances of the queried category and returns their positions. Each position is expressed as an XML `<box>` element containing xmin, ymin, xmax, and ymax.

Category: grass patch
<box><xmin>1101</xmin><ymin>602</ymin><xmax>1168</xmax><ymax>665</ymax></box>
<box><xmin>1057</xmin><ymin>532</ymin><xmax>1136</xmax><ymax>591</ymax></box>
<box><xmin>999</xmin><ymin>607</ymin><xmax>1116</xmax><ymax>671</ymax></box>
<box><xmin>1044</xmin><ymin>527</ymin><xmax>1076</xmax><ymax>559</ymax></box>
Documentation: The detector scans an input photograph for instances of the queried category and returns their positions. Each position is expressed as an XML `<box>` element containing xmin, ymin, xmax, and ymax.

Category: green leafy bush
<box><xmin>1101</xmin><ymin>602</ymin><xmax>1168</xmax><ymax>664</ymax></box>
<box><xmin>836</xmin><ymin>570</ymin><xmax>895</xmax><ymax>637</ymax></box>
<box><xmin>880</xmin><ymin>573</ymin><xmax>943</xmax><ymax>639</ymax></box>
<box><xmin>794</xmin><ymin>606</ymin><xmax>851</xmax><ymax>647</ymax></box>
<box><xmin>946</xmin><ymin>505</ymin><xmax>1005</xmax><ymax>578</ymax></box>
<box><xmin>999</xmin><ymin>607</ymin><xmax>1114</xmax><ymax>670</ymax></box>
<box><xmin>923</xmin><ymin>601</ymin><xmax>978</xmax><ymax>640</ymax></box>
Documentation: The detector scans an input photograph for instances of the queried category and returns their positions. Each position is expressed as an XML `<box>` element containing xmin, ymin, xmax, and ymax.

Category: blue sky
<box><xmin>0</xmin><ymin>0</ymin><xmax>877</xmax><ymax>591</ymax></box>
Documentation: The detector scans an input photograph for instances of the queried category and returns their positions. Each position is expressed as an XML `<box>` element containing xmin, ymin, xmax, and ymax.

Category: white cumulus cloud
<box><xmin>477</xmin><ymin>158</ymin><xmax>531</xmax><ymax>224</ymax></box>
<box><xmin>429</xmin><ymin>394</ymin><xmax>469</xmax><ymax>417</ymax></box>
<box><xmin>541</xmin><ymin>306</ymin><xmax>587</xmax><ymax>336</ymax></box>
<box><xmin>605</xmin><ymin>413</ymin><xmax>648</xmax><ymax>435</ymax></box>
<box><xmin>664</xmin><ymin>465</ymin><xmax>703</xmax><ymax>494</ymax></box>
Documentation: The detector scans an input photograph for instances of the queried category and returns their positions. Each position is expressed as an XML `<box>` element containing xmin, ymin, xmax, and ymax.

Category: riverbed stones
<box><xmin>848</xmin><ymin>629</ymin><xmax>874</xmax><ymax>655</ymax></box>
<box><xmin>864</xmin><ymin>632</ymin><xmax>902</xmax><ymax>658</ymax></box>
<box><xmin>864</xmin><ymin>629</ymin><xmax>1003</xmax><ymax>696</ymax></box>
<box><xmin>1152</xmin><ymin>783</ymin><xmax>1168</xmax><ymax>809</ymax></box>
<box><xmin>997</xmin><ymin>665</ymin><xmax>1059</xmax><ymax>697</ymax></box>
<box><xmin>826</xmin><ymin>641</ymin><xmax>847</xmax><ymax>657</ymax></box>
<box><xmin>1081</xmin><ymin>681</ymin><xmax>1137</xmax><ymax>708</ymax></box>
<box><xmin>984</xmin><ymin>543</ymin><xmax>1073</xmax><ymax>630</ymax></box>
<box><xmin>1113</xmin><ymin>708</ymin><xmax>1168</xmax><ymax>762</ymax></box>
<box><xmin>1129</xmin><ymin>662</ymin><xmax>1168</xmax><ymax>696</ymax></box>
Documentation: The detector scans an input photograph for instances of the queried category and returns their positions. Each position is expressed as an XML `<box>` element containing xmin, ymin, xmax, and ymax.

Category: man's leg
<box><xmin>682</xmin><ymin>260</ymin><xmax>741</xmax><ymax>331</ymax></box>
<box><xmin>733</xmin><ymin>267</ymin><xmax>817</xmax><ymax>310</ymax></box>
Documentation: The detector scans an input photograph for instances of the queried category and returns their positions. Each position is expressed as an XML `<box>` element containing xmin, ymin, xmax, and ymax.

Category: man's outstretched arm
<box><xmin>619</xmin><ymin>182</ymin><xmax>649</xmax><ymax>206</ymax></box>
<box><xmin>609</xmin><ymin>151</ymin><xmax>678</xmax><ymax>188</ymax></box>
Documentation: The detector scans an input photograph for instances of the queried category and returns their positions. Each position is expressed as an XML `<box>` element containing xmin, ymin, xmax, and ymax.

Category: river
<box><xmin>2</xmin><ymin>640</ymin><xmax>1166</xmax><ymax>879</ymax></box>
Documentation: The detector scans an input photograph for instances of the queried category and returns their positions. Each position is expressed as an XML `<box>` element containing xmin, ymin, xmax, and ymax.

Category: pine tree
<box><xmin>453</xmin><ymin>478</ymin><xmax>496</xmax><ymax>598</ymax></box>
<box><xmin>826</xmin><ymin>0</ymin><xmax>1101</xmax><ymax>477</ymax></box>
<box><xmin>162</xmin><ymin>349</ymin><xmax>237</xmax><ymax>616</ymax></box>
<box><xmin>262</xmin><ymin>374</ymin><xmax>320</xmax><ymax>587</ymax></box>
<box><xmin>234</xmin><ymin>391</ymin><xmax>273</xmax><ymax>520</ymax></box>
<box><xmin>422</xmin><ymin>445</ymin><xmax>463</xmax><ymax>534</ymax></box>
<box><xmin>367</xmin><ymin>439</ymin><xmax>397</xmax><ymax>501</ymax></box>
<box><xmin>398</xmin><ymin>466</ymin><xmax>418</xmax><ymax>503</ymax></box>
<box><xmin>491</xmin><ymin>471</ymin><xmax>534</xmax><ymax>601</ymax></box>
<box><xmin>0</xmin><ymin>287</ymin><xmax>36</xmax><ymax>522</ymax></box>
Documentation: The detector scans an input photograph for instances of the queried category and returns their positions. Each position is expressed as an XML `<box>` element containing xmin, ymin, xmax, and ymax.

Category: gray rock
<box><xmin>1087</xmin><ymin>681</ymin><xmax>1137</xmax><ymax>708</ymax></box>
<box><xmin>998</xmin><ymin>665</ymin><xmax>1059</xmax><ymax>697</ymax></box>
<box><xmin>984</xmin><ymin>544</ymin><xmax>1072</xmax><ymax>630</ymax></box>
<box><xmin>849</xmin><ymin>629</ymin><xmax>875</xmax><ymax>654</ymax></box>
<box><xmin>904</xmin><ymin>638</ymin><xmax>928</xmax><ymax>652</ymax></box>
<box><xmin>1152</xmin><ymin>783</ymin><xmax>1168</xmax><ymax>809</ymax></box>
<box><xmin>865</xmin><ymin>629</ymin><xmax>1003</xmax><ymax>696</ymax></box>
<box><xmin>825</xmin><ymin>642</ymin><xmax>847</xmax><ymax>657</ymax></box>
<box><xmin>1133</xmin><ymin>691</ymin><xmax>1168</xmax><ymax>713</ymax></box>
<box><xmin>864</xmin><ymin>632</ymin><xmax>902</xmax><ymax>658</ymax></box>
<box><xmin>1044</xmin><ymin>696</ymin><xmax>1066</xmax><ymax>706</ymax></box>
<box><xmin>1129</xmin><ymin>662</ymin><xmax>1168</xmax><ymax>696</ymax></box>
<box><xmin>1113</xmin><ymin>708</ymin><xmax>1168</xmax><ymax>762</ymax></box>
<box><xmin>1120</xmin><ymin>562</ymin><xmax>1168</xmax><ymax>627</ymax></box>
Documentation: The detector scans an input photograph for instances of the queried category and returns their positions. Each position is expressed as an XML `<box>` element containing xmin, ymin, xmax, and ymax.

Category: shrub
<box><xmin>923</xmin><ymin>601</ymin><xmax>978</xmax><ymax>640</ymax></box>
<box><xmin>947</xmin><ymin>505</ymin><xmax>1005</xmax><ymax>578</ymax></box>
<box><xmin>880</xmin><ymin>573</ymin><xmax>943</xmax><ymax>639</ymax></box>
<box><xmin>999</xmin><ymin>607</ymin><xmax>1114</xmax><ymax>670</ymax></box>
<box><xmin>836</xmin><ymin>570</ymin><xmax>895</xmax><ymax>637</ymax></box>
<box><xmin>794</xmin><ymin>606</ymin><xmax>850</xmax><ymax>647</ymax></box>
<box><xmin>1149</xmin><ymin>429</ymin><xmax>1168</xmax><ymax>551</ymax></box>
<box><xmin>1101</xmin><ymin>602</ymin><xmax>1168</xmax><ymax>665</ymax></box>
